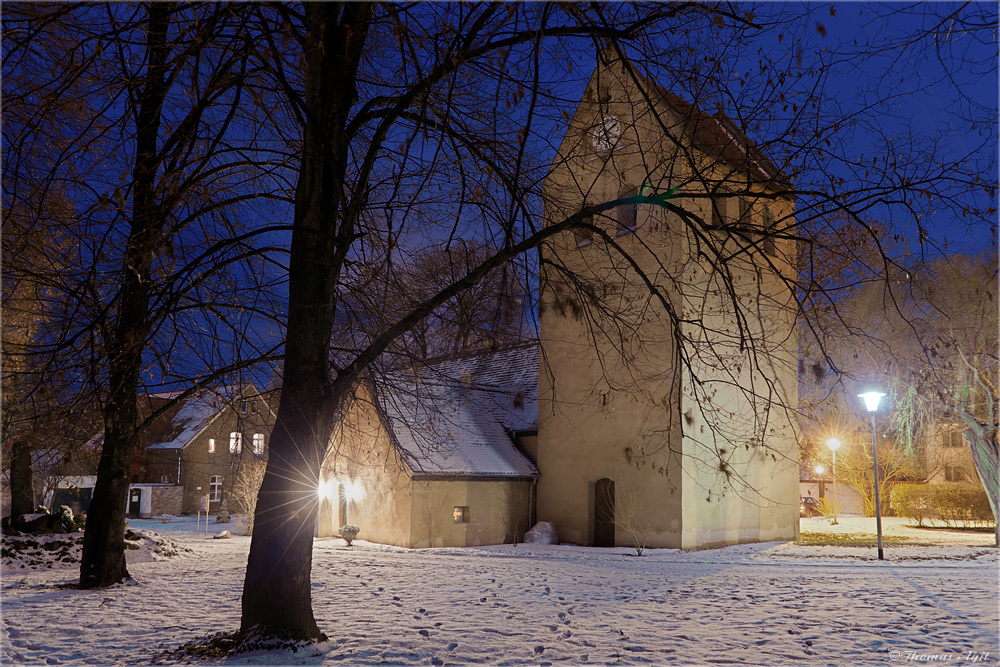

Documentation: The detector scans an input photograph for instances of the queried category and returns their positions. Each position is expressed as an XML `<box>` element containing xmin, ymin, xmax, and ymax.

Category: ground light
<box><xmin>858</xmin><ymin>391</ymin><xmax>886</xmax><ymax>560</ymax></box>
<box><xmin>826</xmin><ymin>438</ymin><xmax>841</xmax><ymax>525</ymax></box>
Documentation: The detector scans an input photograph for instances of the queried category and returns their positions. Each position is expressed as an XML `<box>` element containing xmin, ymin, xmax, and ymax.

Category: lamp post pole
<box><xmin>826</xmin><ymin>438</ymin><xmax>841</xmax><ymax>526</ymax></box>
<box><xmin>859</xmin><ymin>391</ymin><xmax>886</xmax><ymax>560</ymax></box>
<box><xmin>869</xmin><ymin>413</ymin><xmax>884</xmax><ymax>560</ymax></box>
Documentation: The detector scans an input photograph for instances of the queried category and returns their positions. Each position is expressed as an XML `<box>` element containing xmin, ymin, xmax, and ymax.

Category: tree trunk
<box><xmin>79</xmin><ymin>3</ymin><xmax>173</xmax><ymax>589</ymax></box>
<box><xmin>239</xmin><ymin>2</ymin><xmax>372</xmax><ymax>643</ymax></box>
<box><xmin>965</xmin><ymin>423</ymin><xmax>999</xmax><ymax>546</ymax></box>
<box><xmin>9</xmin><ymin>439</ymin><xmax>36</xmax><ymax>516</ymax></box>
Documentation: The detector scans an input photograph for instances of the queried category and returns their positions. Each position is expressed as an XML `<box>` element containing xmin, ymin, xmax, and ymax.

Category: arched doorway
<box><xmin>594</xmin><ymin>477</ymin><xmax>615</xmax><ymax>547</ymax></box>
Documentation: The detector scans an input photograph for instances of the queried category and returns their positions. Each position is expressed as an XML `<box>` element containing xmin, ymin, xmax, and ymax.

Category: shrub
<box><xmin>74</xmin><ymin>512</ymin><xmax>87</xmax><ymax>531</ymax></box>
<box><xmin>816</xmin><ymin>497</ymin><xmax>841</xmax><ymax>520</ymax></box>
<box><xmin>891</xmin><ymin>483</ymin><xmax>994</xmax><ymax>529</ymax></box>
<box><xmin>340</xmin><ymin>524</ymin><xmax>360</xmax><ymax>546</ymax></box>
<box><xmin>935</xmin><ymin>483</ymin><xmax>993</xmax><ymax>528</ymax></box>
<box><xmin>892</xmin><ymin>484</ymin><xmax>934</xmax><ymax>527</ymax></box>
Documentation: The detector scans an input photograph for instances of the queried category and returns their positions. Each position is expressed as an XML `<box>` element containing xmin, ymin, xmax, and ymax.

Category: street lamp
<box><xmin>858</xmin><ymin>391</ymin><xmax>886</xmax><ymax>560</ymax></box>
<box><xmin>826</xmin><ymin>438</ymin><xmax>841</xmax><ymax>525</ymax></box>
<box><xmin>815</xmin><ymin>464</ymin><xmax>825</xmax><ymax>475</ymax></box>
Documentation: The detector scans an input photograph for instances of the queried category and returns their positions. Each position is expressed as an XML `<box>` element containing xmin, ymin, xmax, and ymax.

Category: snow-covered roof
<box><xmin>146</xmin><ymin>389</ymin><xmax>229</xmax><ymax>450</ymax></box>
<box><xmin>377</xmin><ymin>346</ymin><xmax>539</xmax><ymax>478</ymax></box>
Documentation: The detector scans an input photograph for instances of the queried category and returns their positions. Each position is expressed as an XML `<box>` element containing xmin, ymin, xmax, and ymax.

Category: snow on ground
<box><xmin>2</xmin><ymin>515</ymin><xmax>997</xmax><ymax>666</ymax></box>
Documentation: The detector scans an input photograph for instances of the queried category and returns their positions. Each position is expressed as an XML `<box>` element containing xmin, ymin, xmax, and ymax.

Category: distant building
<box><xmin>925</xmin><ymin>423</ymin><xmax>979</xmax><ymax>484</ymax></box>
<box><xmin>82</xmin><ymin>385</ymin><xmax>276</xmax><ymax>517</ymax></box>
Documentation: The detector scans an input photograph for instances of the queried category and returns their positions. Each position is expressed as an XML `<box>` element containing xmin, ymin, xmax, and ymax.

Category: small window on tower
<box><xmin>208</xmin><ymin>438</ymin><xmax>215</xmax><ymax>453</ymax></box>
<box><xmin>616</xmin><ymin>188</ymin><xmax>638</xmax><ymax>235</ymax></box>
<box><xmin>574</xmin><ymin>217</ymin><xmax>594</xmax><ymax>247</ymax></box>
<box><xmin>762</xmin><ymin>209</ymin><xmax>776</xmax><ymax>256</ymax></box>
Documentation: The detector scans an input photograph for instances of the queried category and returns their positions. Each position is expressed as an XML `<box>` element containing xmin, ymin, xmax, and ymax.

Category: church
<box><xmin>317</xmin><ymin>55</ymin><xmax>799</xmax><ymax>549</ymax></box>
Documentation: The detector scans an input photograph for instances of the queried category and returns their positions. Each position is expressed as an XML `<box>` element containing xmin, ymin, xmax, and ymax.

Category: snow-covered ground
<box><xmin>2</xmin><ymin>515</ymin><xmax>997</xmax><ymax>666</ymax></box>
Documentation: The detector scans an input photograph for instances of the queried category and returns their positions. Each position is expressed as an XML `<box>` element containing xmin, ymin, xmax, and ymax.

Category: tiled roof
<box><xmin>377</xmin><ymin>346</ymin><xmax>539</xmax><ymax>478</ymax></box>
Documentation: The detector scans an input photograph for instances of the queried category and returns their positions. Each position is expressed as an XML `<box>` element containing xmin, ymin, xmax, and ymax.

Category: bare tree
<box><xmin>231</xmin><ymin>456</ymin><xmax>267</xmax><ymax>536</ymax></box>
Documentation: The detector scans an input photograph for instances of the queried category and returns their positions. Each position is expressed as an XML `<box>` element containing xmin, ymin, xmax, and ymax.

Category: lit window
<box><xmin>208</xmin><ymin>438</ymin><xmax>215</xmax><ymax>453</ymax></box>
<box><xmin>229</xmin><ymin>432</ymin><xmax>242</xmax><ymax>454</ymax></box>
<box><xmin>253</xmin><ymin>433</ymin><xmax>265</xmax><ymax>455</ymax></box>
<box><xmin>453</xmin><ymin>506</ymin><xmax>470</xmax><ymax>523</ymax></box>
<box><xmin>210</xmin><ymin>475</ymin><xmax>224</xmax><ymax>501</ymax></box>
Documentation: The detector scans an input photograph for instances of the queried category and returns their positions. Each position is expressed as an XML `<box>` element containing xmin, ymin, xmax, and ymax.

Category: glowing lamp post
<box><xmin>858</xmin><ymin>391</ymin><xmax>886</xmax><ymax>560</ymax></box>
<box><xmin>826</xmin><ymin>438</ymin><xmax>841</xmax><ymax>525</ymax></box>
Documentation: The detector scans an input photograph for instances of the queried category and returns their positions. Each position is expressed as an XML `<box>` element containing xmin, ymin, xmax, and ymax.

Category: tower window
<box><xmin>574</xmin><ymin>216</ymin><xmax>594</xmax><ymax>247</ymax></box>
<box><xmin>762</xmin><ymin>209</ymin><xmax>776</xmax><ymax>256</ymax></box>
<box><xmin>616</xmin><ymin>188</ymin><xmax>638</xmax><ymax>235</ymax></box>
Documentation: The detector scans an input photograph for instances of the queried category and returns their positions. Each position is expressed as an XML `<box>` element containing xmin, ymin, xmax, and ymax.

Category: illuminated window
<box><xmin>208</xmin><ymin>438</ymin><xmax>215</xmax><ymax>453</ymax></box>
<box><xmin>229</xmin><ymin>432</ymin><xmax>242</xmax><ymax>454</ymax></box>
<box><xmin>253</xmin><ymin>433</ymin><xmax>265</xmax><ymax>455</ymax></box>
<box><xmin>453</xmin><ymin>506</ymin><xmax>470</xmax><ymax>523</ymax></box>
<box><xmin>210</xmin><ymin>475</ymin><xmax>224</xmax><ymax>501</ymax></box>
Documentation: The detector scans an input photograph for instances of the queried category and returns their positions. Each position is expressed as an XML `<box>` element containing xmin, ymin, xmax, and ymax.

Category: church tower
<box><xmin>536</xmin><ymin>54</ymin><xmax>799</xmax><ymax>548</ymax></box>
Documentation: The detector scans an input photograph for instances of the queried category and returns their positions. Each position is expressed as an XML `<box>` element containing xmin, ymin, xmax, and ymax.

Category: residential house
<box><xmin>925</xmin><ymin>423</ymin><xmax>980</xmax><ymax>485</ymax></box>
<box><xmin>319</xmin><ymin>54</ymin><xmax>799</xmax><ymax>549</ymax></box>
<box><xmin>142</xmin><ymin>385</ymin><xmax>276</xmax><ymax>515</ymax></box>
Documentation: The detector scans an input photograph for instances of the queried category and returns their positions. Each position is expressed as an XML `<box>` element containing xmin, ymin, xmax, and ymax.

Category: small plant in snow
<box><xmin>340</xmin><ymin>524</ymin><xmax>360</xmax><ymax>546</ymax></box>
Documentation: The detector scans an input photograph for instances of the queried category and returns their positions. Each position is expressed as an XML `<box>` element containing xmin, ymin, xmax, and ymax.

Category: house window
<box><xmin>210</xmin><ymin>475</ymin><xmax>224</xmax><ymax>501</ymax></box>
<box><xmin>711</xmin><ymin>198</ymin><xmax>725</xmax><ymax>227</ymax></box>
<box><xmin>738</xmin><ymin>198</ymin><xmax>751</xmax><ymax>225</ymax></box>
<box><xmin>762</xmin><ymin>209</ymin><xmax>776</xmax><ymax>256</ymax></box>
<box><xmin>944</xmin><ymin>465</ymin><xmax>965</xmax><ymax>482</ymax></box>
<box><xmin>253</xmin><ymin>433</ymin><xmax>265</xmax><ymax>455</ymax></box>
<box><xmin>229</xmin><ymin>432</ymin><xmax>242</xmax><ymax>454</ymax></box>
<box><xmin>941</xmin><ymin>431</ymin><xmax>963</xmax><ymax>448</ymax></box>
<box><xmin>240</xmin><ymin>400</ymin><xmax>248</xmax><ymax>414</ymax></box>
<box><xmin>574</xmin><ymin>216</ymin><xmax>594</xmax><ymax>247</ymax></box>
<box><xmin>453</xmin><ymin>506</ymin><xmax>470</xmax><ymax>523</ymax></box>
<box><xmin>250</xmin><ymin>400</ymin><xmax>258</xmax><ymax>414</ymax></box>
<box><xmin>615</xmin><ymin>188</ymin><xmax>637</xmax><ymax>235</ymax></box>
<box><xmin>208</xmin><ymin>438</ymin><xmax>215</xmax><ymax>453</ymax></box>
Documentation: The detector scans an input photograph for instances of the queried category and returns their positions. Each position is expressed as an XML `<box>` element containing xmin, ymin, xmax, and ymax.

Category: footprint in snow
<box><xmin>446</xmin><ymin>643</ymin><xmax>458</xmax><ymax>651</ymax></box>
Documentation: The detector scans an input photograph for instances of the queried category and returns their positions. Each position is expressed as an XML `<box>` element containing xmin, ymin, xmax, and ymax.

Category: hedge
<box><xmin>891</xmin><ymin>483</ymin><xmax>995</xmax><ymax>528</ymax></box>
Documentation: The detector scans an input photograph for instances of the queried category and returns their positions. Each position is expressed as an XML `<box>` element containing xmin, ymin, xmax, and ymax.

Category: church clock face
<box><xmin>590</xmin><ymin>115</ymin><xmax>622</xmax><ymax>153</ymax></box>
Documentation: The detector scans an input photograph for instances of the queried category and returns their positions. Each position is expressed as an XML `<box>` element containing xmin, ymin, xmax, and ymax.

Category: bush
<box><xmin>892</xmin><ymin>484</ymin><xmax>934</xmax><ymax>527</ymax></box>
<box><xmin>74</xmin><ymin>511</ymin><xmax>87</xmax><ymax>531</ymax></box>
<box><xmin>892</xmin><ymin>483</ymin><xmax>994</xmax><ymax>529</ymax></box>
<box><xmin>340</xmin><ymin>524</ymin><xmax>360</xmax><ymax>546</ymax></box>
